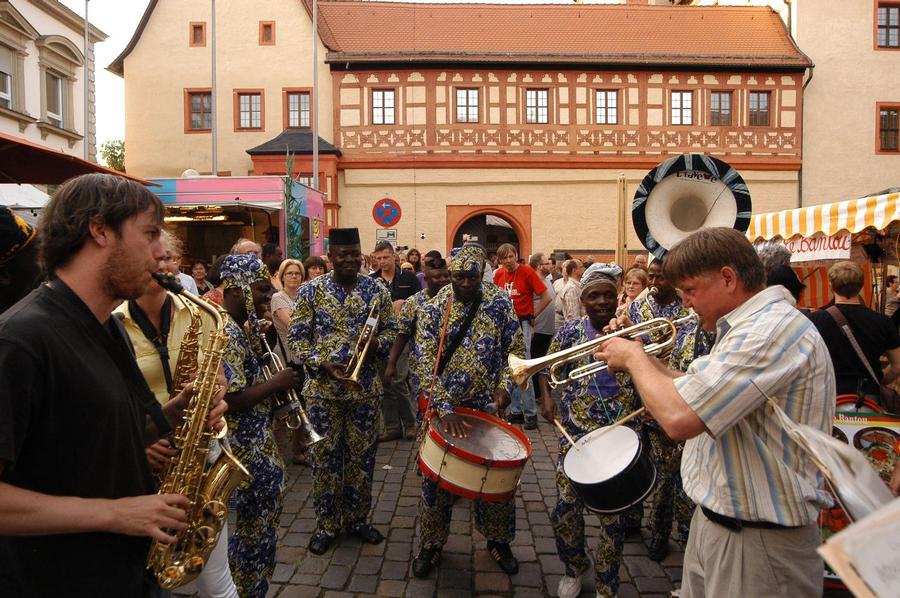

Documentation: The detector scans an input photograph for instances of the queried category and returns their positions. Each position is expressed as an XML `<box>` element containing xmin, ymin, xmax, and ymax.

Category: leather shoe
<box><xmin>524</xmin><ymin>415</ymin><xmax>538</xmax><ymax>430</ymax></box>
<box><xmin>507</xmin><ymin>413</ymin><xmax>524</xmax><ymax>424</ymax></box>
<box><xmin>308</xmin><ymin>529</ymin><xmax>336</xmax><ymax>555</ymax></box>
<box><xmin>349</xmin><ymin>523</ymin><xmax>384</xmax><ymax>545</ymax></box>
<box><xmin>378</xmin><ymin>430</ymin><xmax>402</xmax><ymax>442</ymax></box>
<box><xmin>487</xmin><ymin>540</ymin><xmax>518</xmax><ymax>575</ymax></box>
<box><xmin>412</xmin><ymin>546</ymin><xmax>442</xmax><ymax>578</ymax></box>
<box><xmin>648</xmin><ymin>540</ymin><xmax>670</xmax><ymax>562</ymax></box>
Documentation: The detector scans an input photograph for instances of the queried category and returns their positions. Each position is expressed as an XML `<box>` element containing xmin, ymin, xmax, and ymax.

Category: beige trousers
<box><xmin>681</xmin><ymin>506</ymin><xmax>823</xmax><ymax>598</ymax></box>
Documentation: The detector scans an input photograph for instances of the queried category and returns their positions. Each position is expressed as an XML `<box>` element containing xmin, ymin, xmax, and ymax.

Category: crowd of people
<box><xmin>1</xmin><ymin>173</ymin><xmax>900</xmax><ymax>598</ymax></box>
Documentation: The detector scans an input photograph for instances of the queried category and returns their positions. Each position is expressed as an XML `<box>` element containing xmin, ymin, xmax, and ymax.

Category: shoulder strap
<box><xmin>437</xmin><ymin>294</ymin><xmax>482</xmax><ymax>376</ymax></box>
<box><xmin>127</xmin><ymin>296</ymin><xmax>175</xmax><ymax>394</ymax></box>
<box><xmin>826</xmin><ymin>305</ymin><xmax>882</xmax><ymax>384</ymax></box>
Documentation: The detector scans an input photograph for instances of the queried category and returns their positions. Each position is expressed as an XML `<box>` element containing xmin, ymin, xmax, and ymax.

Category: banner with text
<box><xmin>784</xmin><ymin>232</ymin><xmax>852</xmax><ymax>263</ymax></box>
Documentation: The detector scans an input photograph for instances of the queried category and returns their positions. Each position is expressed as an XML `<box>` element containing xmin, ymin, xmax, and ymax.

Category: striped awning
<box><xmin>747</xmin><ymin>192</ymin><xmax>900</xmax><ymax>241</ymax></box>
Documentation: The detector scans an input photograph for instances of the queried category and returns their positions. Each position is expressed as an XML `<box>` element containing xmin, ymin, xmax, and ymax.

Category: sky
<box><xmin>59</xmin><ymin>0</ymin><xmax>624</xmax><ymax>156</ymax></box>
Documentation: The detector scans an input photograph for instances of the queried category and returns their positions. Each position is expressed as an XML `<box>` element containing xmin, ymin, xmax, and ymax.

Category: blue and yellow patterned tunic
<box><xmin>398</xmin><ymin>287</ymin><xmax>434</xmax><ymax>398</ymax></box>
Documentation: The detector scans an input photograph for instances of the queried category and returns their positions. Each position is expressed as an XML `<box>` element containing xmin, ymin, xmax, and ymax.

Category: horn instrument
<box><xmin>259</xmin><ymin>333</ymin><xmax>322</xmax><ymax>445</ymax></box>
<box><xmin>336</xmin><ymin>302</ymin><xmax>380</xmax><ymax>390</ymax></box>
<box><xmin>509</xmin><ymin>315</ymin><xmax>697</xmax><ymax>390</ymax></box>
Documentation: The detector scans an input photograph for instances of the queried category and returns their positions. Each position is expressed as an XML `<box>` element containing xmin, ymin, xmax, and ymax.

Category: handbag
<box><xmin>826</xmin><ymin>305</ymin><xmax>900</xmax><ymax>414</ymax></box>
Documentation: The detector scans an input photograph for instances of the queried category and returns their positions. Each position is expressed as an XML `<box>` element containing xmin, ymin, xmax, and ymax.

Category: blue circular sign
<box><xmin>373</xmin><ymin>198</ymin><xmax>402</xmax><ymax>227</ymax></box>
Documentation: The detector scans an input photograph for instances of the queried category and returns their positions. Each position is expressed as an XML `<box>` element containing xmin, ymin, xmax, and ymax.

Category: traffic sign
<box><xmin>373</xmin><ymin>198</ymin><xmax>402</xmax><ymax>227</ymax></box>
<box><xmin>376</xmin><ymin>229</ymin><xmax>397</xmax><ymax>244</ymax></box>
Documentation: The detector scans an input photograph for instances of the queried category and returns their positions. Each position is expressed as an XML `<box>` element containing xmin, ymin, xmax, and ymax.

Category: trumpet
<box><xmin>509</xmin><ymin>314</ymin><xmax>697</xmax><ymax>389</ymax></box>
<box><xmin>336</xmin><ymin>302</ymin><xmax>380</xmax><ymax>389</ymax></box>
<box><xmin>259</xmin><ymin>333</ymin><xmax>323</xmax><ymax>445</ymax></box>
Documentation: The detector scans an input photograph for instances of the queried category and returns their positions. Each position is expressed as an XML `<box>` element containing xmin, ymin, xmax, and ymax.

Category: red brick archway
<box><xmin>446</xmin><ymin>204</ymin><xmax>532</xmax><ymax>257</ymax></box>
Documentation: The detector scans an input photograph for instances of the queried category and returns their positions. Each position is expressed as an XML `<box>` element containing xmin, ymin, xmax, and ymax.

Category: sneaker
<box><xmin>507</xmin><ymin>413</ymin><xmax>524</xmax><ymax>424</ymax></box>
<box><xmin>524</xmin><ymin>415</ymin><xmax>538</xmax><ymax>430</ymax></box>
<box><xmin>487</xmin><ymin>540</ymin><xmax>519</xmax><ymax>575</ymax></box>
<box><xmin>412</xmin><ymin>546</ymin><xmax>442</xmax><ymax>578</ymax></box>
<box><xmin>557</xmin><ymin>574</ymin><xmax>583</xmax><ymax>598</ymax></box>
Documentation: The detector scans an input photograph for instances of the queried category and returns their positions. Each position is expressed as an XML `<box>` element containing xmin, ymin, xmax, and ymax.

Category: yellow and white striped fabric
<box><xmin>747</xmin><ymin>192</ymin><xmax>900</xmax><ymax>242</ymax></box>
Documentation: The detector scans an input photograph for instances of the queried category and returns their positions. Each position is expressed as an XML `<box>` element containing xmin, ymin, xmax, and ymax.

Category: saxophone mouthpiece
<box><xmin>152</xmin><ymin>272</ymin><xmax>185</xmax><ymax>294</ymax></box>
<box><xmin>648</xmin><ymin>286</ymin><xmax>659</xmax><ymax>297</ymax></box>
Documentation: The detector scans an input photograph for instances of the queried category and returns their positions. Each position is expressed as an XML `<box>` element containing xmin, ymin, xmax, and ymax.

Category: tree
<box><xmin>99</xmin><ymin>140</ymin><xmax>125</xmax><ymax>172</ymax></box>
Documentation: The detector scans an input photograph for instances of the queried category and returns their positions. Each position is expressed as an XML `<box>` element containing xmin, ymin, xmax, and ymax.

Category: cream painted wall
<box><xmin>0</xmin><ymin>0</ymin><xmax>94</xmax><ymax>157</ymax></box>
<box><xmin>123</xmin><ymin>0</ymin><xmax>333</xmax><ymax>178</ymax></box>
<box><xmin>338</xmin><ymin>167</ymin><xmax>797</xmax><ymax>254</ymax></box>
<box><xmin>798</xmin><ymin>0</ymin><xmax>899</xmax><ymax>204</ymax></box>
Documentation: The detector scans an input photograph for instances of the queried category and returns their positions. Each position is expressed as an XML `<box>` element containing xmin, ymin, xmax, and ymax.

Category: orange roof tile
<box><xmin>317</xmin><ymin>1</ymin><xmax>810</xmax><ymax>68</ymax></box>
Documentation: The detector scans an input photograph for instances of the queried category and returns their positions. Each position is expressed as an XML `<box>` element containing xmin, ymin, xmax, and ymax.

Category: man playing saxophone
<box><xmin>115</xmin><ymin>230</ymin><xmax>240</xmax><ymax>598</ymax></box>
<box><xmin>218</xmin><ymin>254</ymin><xmax>299</xmax><ymax>598</ymax></box>
<box><xmin>289</xmin><ymin>227</ymin><xmax>397</xmax><ymax>556</ymax></box>
<box><xmin>0</xmin><ymin>174</ymin><xmax>227</xmax><ymax>597</ymax></box>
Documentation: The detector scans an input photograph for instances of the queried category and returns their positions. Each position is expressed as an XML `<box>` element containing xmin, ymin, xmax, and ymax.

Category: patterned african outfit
<box><xmin>413</xmin><ymin>282</ymin><xmax>525</xmax><ymax>550</ymax></box>
<box><xmin>288</xmin><ymin>272</ymin><xmax>396</xmax><ymax>536</ymax></box>
<box><xmin>397</xmin><ymin>287</ymin><xmax>434</xmax><ymax>414</ymax></box>
<box><xmin>548</xmin><ymin>317</ymin><xmax>639</xmax><ymax>598</ymax></box>
<box><xmin>628</xmin><ymin>295</ymin><xmax>712</xmax><ymax>553</ymax></box>
<box><xmin>223</xmin><ymin>315</ymin><xmax>285</xmax><ymax>598</ymax></box>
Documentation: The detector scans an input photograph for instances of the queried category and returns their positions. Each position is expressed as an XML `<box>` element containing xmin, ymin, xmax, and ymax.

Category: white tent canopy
<box><xmin>0</xmin><ymin>184</ymin><xmax>49</xmax><ymax>209</ymax></box>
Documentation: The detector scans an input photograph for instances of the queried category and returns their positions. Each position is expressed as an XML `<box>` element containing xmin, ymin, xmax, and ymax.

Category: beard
<box><xmin>101</xmin><ymin>242</ymin><xmax>153</xmax><ymax>301</ymax></box>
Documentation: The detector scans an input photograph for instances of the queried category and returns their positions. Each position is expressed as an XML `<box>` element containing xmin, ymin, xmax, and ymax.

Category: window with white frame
<box><xmin>0</xmin><ymin>71</ymin><xmax>11</xmax><ymax>110</ymax></box>
<box><xmin>456</xmin><ymin>88</ymin><xmax>479</xmax><ymax>123</ymax></box>
<box><xmin>0</xmin><ymin>46</ymin><xmax>14</xmax><ymax>110</ymax></box>
<box><xmin>45</xmin><ymin>71</ymin><xmax>63</xmax><ymax>127</ymax></box>
<box><xmin>372</xmin><ymin>89</ymin><xmax>395</xmax><ymax>125</ymax></box>
<box><xmin>595</xmin><ymin>90</ymin><xmax>617</xmax><ymax>125</ymax></box>
<box><xmin>238</xmin><ymin>92</ymin><xmax>262</xmax><ymax>129</ymax></box>
<box><xmin>288</xmin><ymin>91</ymin><xmax>310</xmax><ymax>127</ymax></box>
<box><xmin>526</xmin><ymin>89</ymin><xmax>549</xmax><ymax>124</ymax></box>
<box><xmin>671</xmin><ymin>91</ymin><xmax>692</xmax><ymax>125</ymax></box>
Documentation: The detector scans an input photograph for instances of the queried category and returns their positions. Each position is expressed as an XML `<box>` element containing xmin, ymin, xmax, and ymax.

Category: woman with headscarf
<box><xmin>539</xmin><ymin>263</ymin><xmax>639</xmax><ymax>598</ymax></box>
<box><xmin>218</xmin><ymin>254</ymin><xmax>299</xmax><ymax>598</ymax></box>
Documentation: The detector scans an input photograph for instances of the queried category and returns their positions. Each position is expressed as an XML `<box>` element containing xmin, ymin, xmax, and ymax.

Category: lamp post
<box><xmin>83</xmin><ymin>0</ymin><xmax>89</xmax><ymax>160</ymax></box>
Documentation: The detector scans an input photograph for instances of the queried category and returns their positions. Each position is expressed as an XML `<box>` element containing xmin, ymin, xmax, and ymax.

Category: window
<box><xmin>287</xmin><ymin>91</ymin><xmax>310</xmax><ymax>127</ymax></box>
<box><xmin>880</xmin><ymin>106</ymin><xmax>899</xmax><ymax>152</ymax></box>
<box><xmin>526</xmin><ymin>89</ymin><xmax>549</xmax><ymax>124</ymax></box>
<box><xmin>190</xmin><ymin>22</ymin><xmax>206</xmax><ymax>47</ymax></box>
<box><xmin>0</xmin><ymin>70</ymin><xmax>10</xmax><ymax>110</ymax></box>
<box><xmin>595</xmin><ymin>90</ymin><xmax>617</xmax><ymax>125</ymax></box>
<box><xmin>749</xmin><ymin>91</ymin><xmax>770</xmax><ymax>126</ymax></box>
<box><xmin>710</xmin><ymin>91</ymin><xmax>732</xmax><ymax>126</ymax></box>
<box><xmin>45</xmin><ymin>71</ymin><xmax>62</xmax><ymax>127</ymax></box>
<box><xmin>372</xmin><ymin>89</ymin><xmax>395</xmax><ymax>125</ymax></box>
<box><xmin>671</xmin><ymin>91</ymin><xmax>692</xmax><ymax>125</ymax></box>
<box><xmin>236</xmin><ymin>91</ymin><xmax>263</xmax><ymax>129</ymax></box>
<box><xmin>878</xmin><ymin>3</ymin><xmax>900</xmax><ymax>48</ymax></box>
<box><xmin>456</xmin><ymin>88</ymin><xmax>479</xmax><ymax>123</ymax></box>
<box><xmin>185</xmin><ymin>90</ymin><xmax>211</xmax><ymax>131</ymax></box>
<box><xmin>259</xmin><ymin>21</ymin><xmax>275</xmax><ymax>45</ymax></box>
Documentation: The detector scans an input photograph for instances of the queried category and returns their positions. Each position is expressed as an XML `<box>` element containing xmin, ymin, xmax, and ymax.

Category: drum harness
<box><xmin>421</xmin><ymin>294</ymin><xmax>495</xmax><ymax>499</ymax></box>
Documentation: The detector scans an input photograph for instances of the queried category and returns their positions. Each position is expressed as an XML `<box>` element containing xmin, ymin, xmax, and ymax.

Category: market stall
<box><xmin>149</xmin><ymin>175</ymin><xmax>325</xmax><ymax>263</ymax></box>
<box><xmin>746</xmin><ymin>190</ymin><xmax>900</xmax><ymax>309</ymax></box>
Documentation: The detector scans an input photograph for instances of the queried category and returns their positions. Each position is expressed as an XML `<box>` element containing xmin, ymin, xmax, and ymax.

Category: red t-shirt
<box><xmin>493</xmin><ymin>264</ymin><xmax>547</xmax><ymax>317</ymax></box>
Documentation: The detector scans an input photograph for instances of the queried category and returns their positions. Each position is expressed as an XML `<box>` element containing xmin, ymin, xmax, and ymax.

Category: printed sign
<box><xmin>375</xmin><ymin>228</ymin><xmax>397</xmax><ymax>246</ymax></box>
<box><xmin>783</xmin><ymin>232</ymin><xmax>852</xmax><ymax>263</ymax></box>
<box><xmin>373</xmin><ymin>198</ymin><xmax>402</xmax><ymax>227</ymax></box>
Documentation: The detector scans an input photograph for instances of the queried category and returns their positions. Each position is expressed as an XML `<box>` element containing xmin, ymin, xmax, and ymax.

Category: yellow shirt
<box><xmin>114</xmin><ymin>293</ymin><xmax>211</xmax><ymax>405</ymax></box>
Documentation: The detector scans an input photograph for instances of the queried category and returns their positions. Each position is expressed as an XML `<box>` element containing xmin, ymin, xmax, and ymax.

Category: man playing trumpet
<box><xmin>289</xmin><ymin>228</ymin><xmax>396</xmax><ymax>556</ymax></box>
<box><xmin>539</xmin><ymin>262</ymin><xmax>639</xmax><ymax>598</ymax></box>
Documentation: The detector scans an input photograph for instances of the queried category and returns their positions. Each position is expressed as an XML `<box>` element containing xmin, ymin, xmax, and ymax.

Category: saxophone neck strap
<box><xmin>128</xmin><ymin>295</ymin><xmax>175</xmax><ymax>395</ymax></box>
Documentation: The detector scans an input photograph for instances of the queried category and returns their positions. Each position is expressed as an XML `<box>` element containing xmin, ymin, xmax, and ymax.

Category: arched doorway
<box><xmin>446</xmin><ymin>204</ymin><xmax>532</xmax><ymax>258</ymax></box>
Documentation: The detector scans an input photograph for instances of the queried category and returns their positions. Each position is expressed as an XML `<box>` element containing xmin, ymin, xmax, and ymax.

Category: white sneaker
<box><xmin>557</xmin><ymin>574</ymin><xmax>583</xmax><ymax>598</ymax></box>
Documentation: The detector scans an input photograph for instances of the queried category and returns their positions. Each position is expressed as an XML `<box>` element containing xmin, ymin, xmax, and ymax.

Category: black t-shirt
<box><xmin>371</xmin><ymin>268</ymin><xmax>421</xmax><ymax>301</ymax></box>
<box><xmin>809</xmin><ymin>304</ymin><xmax>900</xmax><ymax>395</ymax></box>
<box><xmin>0</xmin><ymin>281</ymin><xmax>157</xmax><ymax>597</ymax></box>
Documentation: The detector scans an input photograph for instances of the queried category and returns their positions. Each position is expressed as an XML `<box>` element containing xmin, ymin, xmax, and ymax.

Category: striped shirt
<box><xmin>676</xmin><ymin>285</ymin><xmax>835</xmax><ymax>526</ymax></box>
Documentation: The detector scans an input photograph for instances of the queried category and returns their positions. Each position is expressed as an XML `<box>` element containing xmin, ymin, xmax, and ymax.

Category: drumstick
<box><xmin>553</xmin><ymin>419</ymin><xmax>580</xmax><ymax>450</ymax></box>
<box><xmin>590</xmin><ymin>407</ymin><xmax>647</xmax><ymax>441</ymax></box>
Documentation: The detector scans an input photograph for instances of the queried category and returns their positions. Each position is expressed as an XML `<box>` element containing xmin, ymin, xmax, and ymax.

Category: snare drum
<box><xmin>418</xmin><ymin>407</ymin><xmax>532</xmax><ymax>502</ymax></box>
<box><xmin>563</xmin><ymin>425</ymin><xmax>656</xmax><ymax>515</ymax></box>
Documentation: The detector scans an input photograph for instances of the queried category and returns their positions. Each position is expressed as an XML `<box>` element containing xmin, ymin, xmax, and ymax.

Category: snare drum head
<box><xmin>564</xmin><ymin>426</ymin><xmax>640</xmax><ymax>485</ymax></box>
<box><xmin>437</xmin><ymin>412</ymin><xmax>529</xmax><ymax>461</ymax></box>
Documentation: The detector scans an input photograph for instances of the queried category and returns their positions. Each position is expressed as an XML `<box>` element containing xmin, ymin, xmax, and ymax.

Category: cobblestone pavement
<box><xmin>177</xmin><ymin>418</ymin><xmax>850</xmax><ymax>598</ymax></box>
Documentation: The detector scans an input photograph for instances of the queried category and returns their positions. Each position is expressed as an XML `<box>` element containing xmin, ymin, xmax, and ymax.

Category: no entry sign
<box><xmin>373</xmin><ymin>198</ymin><xmax>402</xmax><ymax>227</ymax></box>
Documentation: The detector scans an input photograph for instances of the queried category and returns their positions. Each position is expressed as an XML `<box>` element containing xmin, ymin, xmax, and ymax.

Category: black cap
<box><xmin>328</xmin><ymin>227</ymin><xmax>360</xmax><ymax>246</ymax></box>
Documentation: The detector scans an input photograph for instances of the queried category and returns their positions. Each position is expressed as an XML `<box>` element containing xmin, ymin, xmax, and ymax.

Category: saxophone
<box><xmin>146</xmin><ymin>273</ymin><xmax>251</xmax><ymax>589</ymax></box>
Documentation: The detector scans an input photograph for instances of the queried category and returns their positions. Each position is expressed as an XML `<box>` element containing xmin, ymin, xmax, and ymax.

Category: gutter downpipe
<box><xmin>799</xmin><ymin>63</ymin><xmax>815</xmax><ymax>209</ymax></box>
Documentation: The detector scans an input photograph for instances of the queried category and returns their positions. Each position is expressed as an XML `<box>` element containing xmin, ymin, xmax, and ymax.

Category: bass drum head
<box><xmin>563</xmin><ymin>425</ymin><xmax>640</xmax><ymax>485</ymax></box>
<box><xmin>632</xmin><ymin>153</ymin><xmax>752</xmax><ymax>260</ymax></box>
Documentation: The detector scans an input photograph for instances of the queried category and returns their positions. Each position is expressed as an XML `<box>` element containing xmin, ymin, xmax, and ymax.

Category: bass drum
<box><xmin>563</xmin><ymin>425</ymin><xmax>656</xmax><ymax>515</ymax></box>
<box><xmin>418</xmin><ymin>407</ymin><xmax>532</xmax><ymax>502</ymax></box>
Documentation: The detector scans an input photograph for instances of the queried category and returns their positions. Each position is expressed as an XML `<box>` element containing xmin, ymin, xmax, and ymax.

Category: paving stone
<box><xmin>271</xmin><ymin>562</ymin><xmax>296</xmax><ymax>584</ymax></box>
<box><xmin>384</xmin><ymin>541</ymin><xmax>412</xmax><ymax>561</ymax></box>
<box><xmin>276</xmin><ymin>585</ymin><xmax>320</xmax><ymax>598</ymax></box>
<box><xmin>322</xmin><ymin>592</ymin><xmax>354</xmax><ymax>598</ymax></box>
<box><xmin>531</xmin><ymin>523</ymin><xmax>555</xmax><ymax>537</ymax></box>
<box><xmin>296</xmin><ymin>556</ymin><xmax>329</xmax><ymax>574</ymax></box>
<box><xmin>535</xmin><ymin>537</ymin><xmax>558</xmax><ymax>554</ymax></box>
<box><xmin>635</xmin><ymin>576</ymin><xmax>674</xmax><ymax>593</ymax></box>
<box><xmin>539</xmin><ymin>553</ymin><xmax>566</xmax><ymax>575</ymax></box>
<box><xmin>512</xmin><ymin>544</ymin><xmax>537</xmax><ymax>562</ymax></box>
<box><xmin>617</xmin><ymin>582</ymin><xmax>641</xmax><ymax>598</ymax></box>
<box><xmin>624</xmin><ymin>555</ymin><xmax>666</xmax><ymax>578</ymax></box>
<box><xmin>354</xmin><ymin>555</ymin><xmax>383</xmax><ymax>575</ymax></box>
<box><xmin>438</xmin><ymin>568</ymin><xmax>473</xmax><ymax>590</ymax></box>
<box><xmin>666</xmin><ymin>566</ymin><xmax>683</xmax><ymax>582</ymax></box>
<box><xmin>319</xmin><ymin>564</ymin><xmax>350</xmax><ymax>589</ymax></box>
<box><xmin>623</xmin><ymin>540</ymin><xmax>649</xmax><ymax>555</ymax></box>
<box><xmin>444</xmin><ymin>534</ymin><xmax>472</xmax><ymax>554</ymax></box>
<box><xmin>376</xmin><ymin>580</ymin><xmax>407</xmax><ymax>597</ymax></box>
<box><xmin>276</xmin><ymin>545</ymin><xmax>307</xmax><ymax>564</ymax></box>
<box><xmin>347</xmin><ymin>573</ymin><xmax>379</xmax><ymax>593</ymax></box>
<box><xmin>405</xmin><ymin>577</ymin><xmax>437</xmax><ymax>596</ymax></box>
<box><xmin>475</xmin><ymin>571</ymin><xmax>510</xmax><ymax>592</ymax></box>
<box><xmin>329</xmin><ymin>543</ymin><xmax>360</xmax><ymax>566</ymax></box>
<box><xmin>359</xmin><ymin>540</ymin><xmax>386</xmax><ymax>556</ymax></box>
<box><xmin>288</xmin><ymin>573</ymin><xmax>321</xmax><ymax>586</ymax></box>
<box><xmin>510</xmin><ymin>562</ymin><xmax>543</xmax><ymax>587</ymax></box>
<box><xmin>381</xmin><ymin>559</ymin><xmax>410</xmax><ymax>580</ymax></box>
<box><xmin>265</xmin><ymin>583</ymin><xmax>281</xmax><ymax>598</ymax></box>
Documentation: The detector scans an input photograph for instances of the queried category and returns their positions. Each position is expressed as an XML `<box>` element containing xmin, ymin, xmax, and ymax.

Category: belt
<box><xmin>700</xmin><ymin>507</ymin><xmax>798</xmax><ymax>532</ymax></box>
